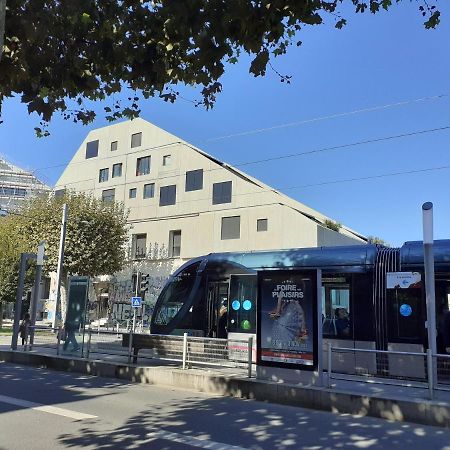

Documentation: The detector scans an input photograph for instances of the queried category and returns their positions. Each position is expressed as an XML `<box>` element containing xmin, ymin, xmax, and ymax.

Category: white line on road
<box><xmin>0</xmin><ymin>394</ymin><xmax>97</xmax><ymax>421</ymax></box>
<box><xmin>147</xmin><ymin>430</ymin><xmax>248</xmax><ymax>450</ymax></box>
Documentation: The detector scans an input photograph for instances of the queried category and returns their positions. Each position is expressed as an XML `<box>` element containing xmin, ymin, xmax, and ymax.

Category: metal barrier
<box><xmin>27</xmin><ymin>326</ymin><xmax>62</xmax><ymax>355</ymax></box>
<box><xmin>326</xmin><ymin>344</ymin><xmax>450</xmax><ymax>399</ymax></box>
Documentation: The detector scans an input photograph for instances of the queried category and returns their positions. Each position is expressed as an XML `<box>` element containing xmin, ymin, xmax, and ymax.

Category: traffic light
<box><xmin>140</xmin><ymin>273</ymin><xmax>150</xmax><ymax>296</ymax></box>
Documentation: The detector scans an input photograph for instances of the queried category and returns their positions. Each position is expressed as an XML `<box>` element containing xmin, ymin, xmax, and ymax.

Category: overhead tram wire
<box><xmin>33</xmin><ymin>123</ymin><xmax>450</xmax><ymax>181</ymax></box>
<box><xmin>205</xmin><ymin>92</ymin><xmax>450</xmax><ymax>142</ymax></box>
<box><xmin>58</xmin><ymin>161</ymin><xmax>450</xmax><ymax>211</ymax></box>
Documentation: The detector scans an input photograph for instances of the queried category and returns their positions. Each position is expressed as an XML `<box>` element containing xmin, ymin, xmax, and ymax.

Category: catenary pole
<box><xmin>52</xmin><ymin>203</ymin><xmax>68</xmax><ymax>328</ymax></box>
<box><xmin>422</xmin><ymin>202</ymin><xmax>437</xmax><ymax>390</ymax></box>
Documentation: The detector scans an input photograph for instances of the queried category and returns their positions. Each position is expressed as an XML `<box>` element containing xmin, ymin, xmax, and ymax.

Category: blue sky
<box><xmin>0</xmin><ymin>2</ymin><xmax>449</xmax><ymax>247</ymax></box>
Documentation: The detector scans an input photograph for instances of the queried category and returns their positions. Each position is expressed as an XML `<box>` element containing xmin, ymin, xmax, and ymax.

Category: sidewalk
<box><xmin>1</xmin><ymin>336</ymin><xmax>449</xmax><ymax>429</ymax></box>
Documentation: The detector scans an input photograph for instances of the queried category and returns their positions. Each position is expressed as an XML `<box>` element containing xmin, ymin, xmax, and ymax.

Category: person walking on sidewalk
<box><xmin>62</xmin><ymin>320</ymin><xmax>80</xmax><ymax>352</ymax></box>
<box><xmin>19</xmin><ymin>313</ymin><xmax>31</xmax><ymax>348</ymax></box>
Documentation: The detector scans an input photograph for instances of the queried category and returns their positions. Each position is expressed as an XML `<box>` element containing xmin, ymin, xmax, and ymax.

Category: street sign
<box><xmin>131</xmin><ymin>296</ymin><xmax>142</xmax><ymax>308</ymax></box>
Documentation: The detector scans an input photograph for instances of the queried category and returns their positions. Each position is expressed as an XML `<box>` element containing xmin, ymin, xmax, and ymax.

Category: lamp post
<box><xmin>52</xmin><ymin>203</ymin><xmax>68</xmax><ymax>329</ymax></box>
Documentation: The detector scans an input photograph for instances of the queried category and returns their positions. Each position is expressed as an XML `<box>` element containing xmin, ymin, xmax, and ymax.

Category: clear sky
<box><xmin>0</xmin><ymin>2</ymin><xmax>449</xmax><ymax>247</ymax></box>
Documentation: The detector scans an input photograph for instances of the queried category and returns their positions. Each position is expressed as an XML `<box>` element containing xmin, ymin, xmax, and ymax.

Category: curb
<box><xmin>1</xmin><ymin>350</ymin><xmax>449</xmax><ymax>428</ymax></box>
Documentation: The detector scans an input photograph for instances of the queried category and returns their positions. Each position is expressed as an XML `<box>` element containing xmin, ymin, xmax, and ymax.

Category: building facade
<box><xmin>54</xmin><ymin>118</ymin><xmax>366</xmax><ymax>323</ymax></box>
<box><xmin>0</xmin><ymin>156</ymin><xmax>50</xmax><ymax>214</ymax></box>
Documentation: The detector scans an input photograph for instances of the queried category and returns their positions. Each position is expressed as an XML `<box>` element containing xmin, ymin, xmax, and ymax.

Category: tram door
<box><xmin>206</xmin><ymin>281</ymin><xmax>229</xmax><ymax>338</ymax></box>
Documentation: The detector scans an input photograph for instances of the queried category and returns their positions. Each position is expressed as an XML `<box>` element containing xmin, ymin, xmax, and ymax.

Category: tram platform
<box><xmin>0</xmin><ymin>344</ymin><xmax>449</xmax><ymax>429</ymax></box>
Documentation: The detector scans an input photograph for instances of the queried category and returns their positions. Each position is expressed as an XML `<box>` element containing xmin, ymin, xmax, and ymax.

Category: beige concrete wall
<box><xmin>55</xmin><ymin>118</ymin><xmax>366</xmax><ymax>264</ymax></box>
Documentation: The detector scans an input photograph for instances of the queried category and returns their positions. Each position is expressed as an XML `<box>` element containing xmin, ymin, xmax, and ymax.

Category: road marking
<box><xmin>147</xmin><ymin>430</ymin><xmax>247</xmax><ymax>450</ymax></box>
<box><xmin>0</xmin><ymin>394</ymin><xmax>97</xmax><ymax>421</ymax></box>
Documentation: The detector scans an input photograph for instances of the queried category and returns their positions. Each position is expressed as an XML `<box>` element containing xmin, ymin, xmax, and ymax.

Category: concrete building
<box><xmin>0</xmin><ymin>156</ymin><xmax>50</xmax><ymax>214</ymax></box>
<box><xmin>54</xmin><ymin>118</ymin><xmax>366</xmax><ymax>324</ymax></box>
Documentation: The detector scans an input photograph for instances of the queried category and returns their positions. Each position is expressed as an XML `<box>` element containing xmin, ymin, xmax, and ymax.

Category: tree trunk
<box><xmin>0</xmin><ymin>0</ymin><xmax>6</xmax><ymax>62</ymax></box>
<box><xmin>0</xmin><ymin>301</ymin><xmax>3</xmax><ymax>329</ymax></box>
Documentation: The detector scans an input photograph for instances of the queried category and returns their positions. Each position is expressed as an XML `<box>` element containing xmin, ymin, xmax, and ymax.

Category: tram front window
<box><xmin>153</xmin><ymin>262</ymin><xmax>200</xmax><ymax>326</ymax></box>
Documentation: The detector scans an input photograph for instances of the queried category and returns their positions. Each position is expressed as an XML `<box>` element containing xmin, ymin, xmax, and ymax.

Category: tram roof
<box><xmin>401</xmin><ymin>240</ymin><xmax>450</xmax><ymax>266</ymax></box>
<box><xmin>197</xmin><ymin>244</ymin><xmax>379</xmax><ymax>270</ymax></box>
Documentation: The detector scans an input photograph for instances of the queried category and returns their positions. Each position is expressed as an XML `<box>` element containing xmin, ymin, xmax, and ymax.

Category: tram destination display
<box><xmin>257</xmin><ymin>270</ymin><xmax>318</xmax><ymax>369</ymax></box>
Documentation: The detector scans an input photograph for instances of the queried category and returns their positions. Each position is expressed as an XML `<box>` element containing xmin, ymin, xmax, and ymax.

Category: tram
<box><xmin>150</xmin><ymin>240</ymin><xmax>450</xmax><ymax>370</ymax></box>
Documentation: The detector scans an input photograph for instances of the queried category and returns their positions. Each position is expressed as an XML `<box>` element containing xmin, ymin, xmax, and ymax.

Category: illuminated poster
<box><xmin>258</xmin><ymin>271</ymin><xmax>317</xmax><ymax>369</ymax></box>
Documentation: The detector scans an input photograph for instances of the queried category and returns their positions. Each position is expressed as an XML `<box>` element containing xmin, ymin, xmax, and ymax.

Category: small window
<box><xmin>143</xmin><ymin>183</ymin><xmax>155</xmax><ymax>199</ymax></box>
<box><xmin>185</xmin><ymin>169</ymin><xmax>203</xmax><ymax>192</ymax></box>
<box><xmin>112</xmin><ymin>163</ymin><xmax>122</xmax><ymax>178</ymax></box>
<box><xmin>86</xmin><ymin>140</ymin><xmax>99</xmax><ymax>159</ymax></box>
<box><xmin>102</xmin><ymin>189</ymin><xmax>115</xmax><ymax>203</ymax></box>
<box><xmin>136</xmin><ymin>156</ymin><xmax>151</xmax><ymax>176</ymax></box>
<box><xmin>162</xmin><ymin>155</ymin><xmax>171</xmax><ymax>166</ymax></box>
<box><xmin>160</xmin><ymin>185</ymin><xmax>176</xmax><ymax>206</ymax></box>
<box><xmin>111</xmin><ymin>141</ymin><xmax>118</xmax><ymax>151</ymax></box>
<box><xmin>131</xmin><ymin>132</ymin><xmax>142</xmax><ymax>148</ymax></box>
<box><xmin>54</xmin><ymin>189</ymin><xmax>65</xmax><ymax>198</ymax></box>
<box><xmin>169</xmin><ymin>230</ymin><xmax>181</xmax><ymax>257</ymax></box>
<box><xmin>99</xmin><ymin>168</ymin><xmax>109</xmax><ymax>183</ymax></box>
<box><xmin>257</xmin><ymin>219</ymin><xmax>268</xmax><ymax>232</ymax></box>
<box><xmin>132</xmin><ymin>233</ymin><xmax>147</xmax><ymax>259</ymax></box>
<box><xmin>129</xmin><ymin>188</ymin><xmax>137</xmax><ymax>199</ymax></box>
<box><xmin>213</xmin><ymin>181</ymin><xmax>232</xmax><ymax>205</ymax></box>
<box><xmin>221</xmin><ymin>216</ymin><xmax>240</xmax><ymax>240</ymax></box>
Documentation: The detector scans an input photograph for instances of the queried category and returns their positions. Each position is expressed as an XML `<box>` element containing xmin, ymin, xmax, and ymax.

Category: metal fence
<box><xmin>27</xmin><ymin>326</ymin><xmax>62</xmax><ymax>355</ymax></box>
<box><xmin>326</xmin><ymin>344</ymin><xmax>450</xmax><ymax>398</ymax></box>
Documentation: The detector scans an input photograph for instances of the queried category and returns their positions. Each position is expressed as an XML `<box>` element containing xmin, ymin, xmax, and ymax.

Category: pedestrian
<box><xmin>19</xmin><ymin>313</ymin><xmax>31</xmax><ymax>347</ymax></box>
<box><xmin>62</xmin><ymin>320</ymin><xmax>80</xmax><ymax>352</ymax></box>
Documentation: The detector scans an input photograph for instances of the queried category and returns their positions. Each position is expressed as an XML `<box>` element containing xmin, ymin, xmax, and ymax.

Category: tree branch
<box><xmin>0</xmin><ymin>0</ymin><xmax>5</xmax><ymax>62</ymax></box>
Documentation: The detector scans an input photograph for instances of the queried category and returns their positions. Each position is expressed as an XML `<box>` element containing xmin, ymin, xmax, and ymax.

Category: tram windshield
<box><xmin>153</xmin><ymin>262</ymin><xmax>200</xmax><ymax>326</ymax></box>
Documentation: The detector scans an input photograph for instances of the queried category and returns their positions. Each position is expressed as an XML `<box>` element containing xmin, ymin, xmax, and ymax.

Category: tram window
<box><xmin>153</xmin><ymin>262</ymin><xmax>200</xmax><ymax>326</ymax></box>
<box><xmin>321</xmin><ymin>277</ymin><xmax>351</xmax><ymax>338</ymax></box>
<box><xmin>387</xmin><ymin>288</ymin><xmax>422</xmax><ymax>342</ymax></box>
<box><xmin>228</xmin><ymin>275</ymin><xmax>257</xmax><ymax>333</ymax></box>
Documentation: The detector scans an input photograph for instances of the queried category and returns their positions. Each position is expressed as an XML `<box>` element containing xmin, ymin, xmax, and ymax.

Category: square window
<box><xmin>159</xmin><ymin>185</ymin><xmax>176</xmax><ymax>206</ymax></box>
<box><xmin>185</xmin><ymin>169</ymin><xmax>203</xmax><ymax>192</ymax></box>
<box><xmin>99</xmin><ymin>168</ymin><xmax>109</xmax><ymax>183</ymax></box>
<box><xmin>111</xmin><ymin>141</ymin><xmax>118</xmax><ymax>151</ymax></box>
<box><xmin>143</xmin><ymin>183</ymin><xmax>155</xmax><ymax>199</ymax></box>
<box><xmin>257</xmin><ymin>219</ymin><xmax>268</xmax><ymax>232</ymax></box>
<box><xmin>86</xmin><ymin>140</ymin><xmax>99</xmax><ymax>159</ymax></box>
<box><xmin>131</xmin><ymin>132</ymin><xmax>142</xmax><ymax>148</ymax></box>
<box><xmin>136</xmin><ymin>156</ymin><xmax>151</xmax><ymax>176</ymax></box>
<box><xmin>221</xmin><ymin>216</ymin><xmax>240</xmax><ymax>240</ymax></box>
<box><xmin>169</xmin><ymin>230</ymin><xmax>181</xmax><ymax>257</ymax></box>
<box><xmin>163</xmin><ymin>155</ymin><xmax>171</xmax><ymax>166</ymax></box>
<box><xmin>132</xmin><ymin>233</ymin><xmax>147</xmax><ymax>259</ymax></box>
<box><xmin>112</xmin><ymin>163</ymin><xmax>122</xmax><ymax>178</ymax></box>
<box><xmin>129</xmin><ymin>188</ymin><xmax>137</xmax><ymax>199</ymax></box>
<box><xmin>213</xmin><ymin>181</ymin><xmax>232</xmax><ymax>205</ymax></box>
<box><xmin>102</xmin><ymin>189</ymin><xmax>115</xmax><ymax>203</ymax></box>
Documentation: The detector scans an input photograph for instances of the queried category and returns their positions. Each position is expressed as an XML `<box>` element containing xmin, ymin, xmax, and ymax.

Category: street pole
<box><xmin>29</xmin><ymin>242</ymin><xmax>46</xmax><ymax>349</ymax></box>
<box><xmin>11</xmin><ymin>253</ymin><xmax>30</xmax><ymax>350</ymax></box>
<box><xmin>52</xmin><ymin>203</ymin><xmax>68</xmax><ymax>329</ymax></box>
<box><xmin>422</xmin><ymin>202</ymin><xmax>437</xmax><ymax>392</ymax></box>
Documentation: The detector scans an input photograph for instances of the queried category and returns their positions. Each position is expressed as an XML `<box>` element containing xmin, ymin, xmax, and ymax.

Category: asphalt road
<box><xmin>0</xmin><ymin>362</ymin><xmax>449</xmax><ymax>450</ymax></box>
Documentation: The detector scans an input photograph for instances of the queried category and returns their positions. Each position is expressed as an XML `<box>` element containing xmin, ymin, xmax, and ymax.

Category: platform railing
<box><xmin>326</xmin><ymin>343</ymin><xmax>450</xmax><ymax>399</ymax></box>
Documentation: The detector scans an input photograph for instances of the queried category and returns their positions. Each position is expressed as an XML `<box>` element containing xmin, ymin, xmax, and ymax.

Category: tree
<box><xmin>6</xmin><ymin>191</ymin><xmax>129</xmax><ymax>321</ymax></box>
<box><xmin>324</xmin><ymin>219</ymin><xmax>341</xmax><ymax>232</ymax></box>
<box><xmin>0</xmin><ymin>1</ymin><xmax>440</xmax><ymax>134</ymax></box>
<box><xmin>367</xmin><ymin>235</ymin><xmax>389</xmax><ymax>247</ymax></box>
<box><xmin>0</xmin><ymin>214</ymin><xmax>31</xmax><ymax>327</ymax></box>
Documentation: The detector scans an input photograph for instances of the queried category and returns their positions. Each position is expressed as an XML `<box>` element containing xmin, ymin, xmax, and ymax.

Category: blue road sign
<box><xmin>131</xmin><ymin>296</ymin><xmax>142</xmax><ymax>308</ymax></box>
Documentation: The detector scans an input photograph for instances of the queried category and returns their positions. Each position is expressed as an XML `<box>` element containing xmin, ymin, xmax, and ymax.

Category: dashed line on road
<box><xmin>146</xmin><ymin>430</ymin><xmax>248</xmax><ymax>450</ymax></box>
<box><xmin>0</xmin><ymin>394</ymin><xmax>97</xmax><ymax>421</ymax></box>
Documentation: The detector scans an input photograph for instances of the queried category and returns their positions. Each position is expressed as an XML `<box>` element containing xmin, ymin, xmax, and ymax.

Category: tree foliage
<box><xmin>12</xmin><ymin>191</ymin><xmax>130</xmax><ymax>277</ymax></box>
<box><xmin>367</xmin><ymin>235</ymin><xmax>389</xmax><ymax>247</ymax></box>
<box><xmin>0</xmin><ymin>1</ymin><xmax>440</xmax><ymax>134</ymax></box>
<box><xmin>324</xmin><ymin>219</ymin><xmax>341</xmax><ymax>232</ymax></box>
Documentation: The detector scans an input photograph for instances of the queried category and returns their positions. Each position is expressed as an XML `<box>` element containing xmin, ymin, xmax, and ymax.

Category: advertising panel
<box><xmin>257</xmin><ymin>270</ymin><xmax>318</xmax><ymax>369</ymax></box>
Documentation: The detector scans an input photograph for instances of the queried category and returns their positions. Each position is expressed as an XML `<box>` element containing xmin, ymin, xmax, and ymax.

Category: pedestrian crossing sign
<box><xmin>131</xmin><ymin>296</ymin><xmax>142</xmax><ymax>308</ymax></box>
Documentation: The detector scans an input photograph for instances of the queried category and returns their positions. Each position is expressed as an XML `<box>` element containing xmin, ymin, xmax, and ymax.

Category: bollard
<box><xmin>427</xmin><ymin>349</ymin><xmax>434</xmax><ymax>400</ymax></box>
<box><xmin>247</xmin><ymin>336</ymin><xmax>253</xmax><ymax>378</ymax></box>
<box><xmin>57</xmin><ymin>326</ymin><xmax>62</xmax><ymax>356</ymax></box>
<box><xmin>116</xmin><ymin>322</ymin><xmax>120</xmax><ymax>338</ymax></box>
<box><xmin>327</xmin><ymin>342</ymin><xmax>332</xmax><ymax>388</ymax></box>
<box><xmin>127</xmin><ymin>330</ymin><xmax>133</xmax><ymax>364</ymax></box>
<box><xmin>86</xmin><ymin>328</ymin><xmax>92</xmax><ymax>359</ymax></box>
<box><xmin>182</xmin><ymin>333</ymin><xmax>188</xmax><ymax>370</ymax></box>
